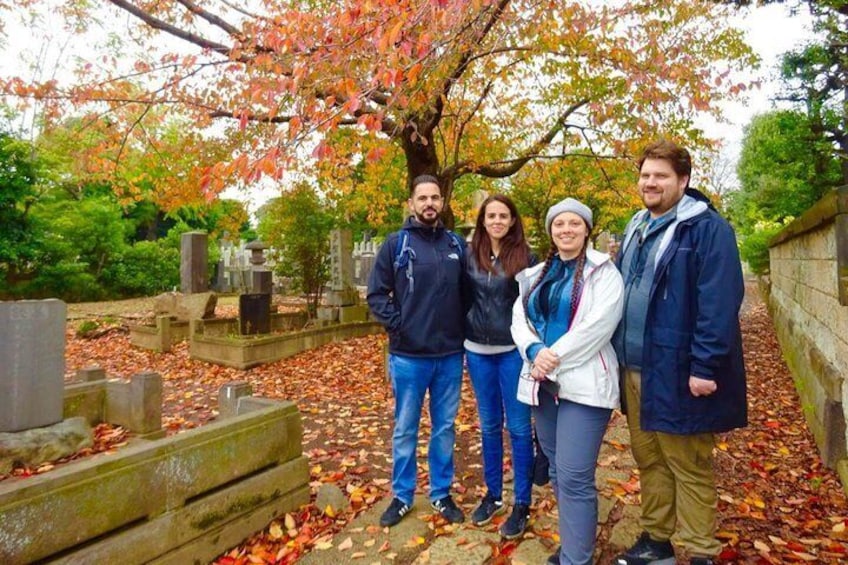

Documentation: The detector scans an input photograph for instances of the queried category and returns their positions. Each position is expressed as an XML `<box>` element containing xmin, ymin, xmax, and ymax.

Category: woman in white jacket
<box><xmin>511</xmin><ymin>198</ymin><xmax>624</xmax><ymax>565</ymax></box>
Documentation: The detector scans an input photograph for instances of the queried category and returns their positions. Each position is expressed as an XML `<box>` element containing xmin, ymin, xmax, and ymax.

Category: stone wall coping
<box><xmin>194</xmin><ymin>320</ymin><xmax>382</xmax><ymax>345</ymax></box>
<box><xmin>770</xmin><ymin>185</ymin><xmax>847</xmax><ymax>246</ymax></box>
<box><xmin>0</xmin><ymin>399</ymin><xmax>298</xmax><ymax>501</ymax></box>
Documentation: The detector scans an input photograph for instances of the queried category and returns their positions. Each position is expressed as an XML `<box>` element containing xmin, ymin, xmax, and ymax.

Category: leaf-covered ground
<box><xmin>4</xmin><ymin>286</ymin><xmax>846</xmax><ymax>563</ymax></box>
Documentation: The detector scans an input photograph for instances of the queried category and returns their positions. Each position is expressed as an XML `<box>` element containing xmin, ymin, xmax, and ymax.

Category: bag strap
<box><xmin>393</xmin><ymin>229</ymin><xmax>416</xmax><ymax>294</ymax></box>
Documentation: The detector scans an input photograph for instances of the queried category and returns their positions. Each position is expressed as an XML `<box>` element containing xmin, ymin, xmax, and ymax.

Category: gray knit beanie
<box><xmin>545</xmin><ymin>197</ymin><xmax>593</xmax><ymax>233</ymax></box>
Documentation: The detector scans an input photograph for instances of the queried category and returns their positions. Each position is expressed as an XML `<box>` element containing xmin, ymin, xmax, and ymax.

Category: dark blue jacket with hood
<box><xmin>367</xmin><ymin>217</ymin><xmax>467</xmax><ymax>357</ymax></box>
<box><xmin>615</xmin><ymin>188</ymin><xmax>747</xmax><ymax>434</ymax></box>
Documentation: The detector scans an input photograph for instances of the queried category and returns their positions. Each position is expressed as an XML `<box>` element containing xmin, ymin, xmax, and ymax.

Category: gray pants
<box><xmin>534</xmin><ymin>393</ymin><xmax>612</xmax><ymax>565</ymax></box>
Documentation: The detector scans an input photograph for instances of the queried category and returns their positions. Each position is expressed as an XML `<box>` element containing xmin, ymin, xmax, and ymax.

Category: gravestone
<box><xmin>0</xmin><ymin>299</ymin><xmax>66</xmax><ymax>432</ymax></box>
<box><xmin>326</xmin><ymin>229</ymin><xmax>358</xmax><ymax>307</ymax></box>
<box><xmin>214</xmin><ymin>232</ymin><xmax>233</xmax><ymax>293</ymax></box>
<box><xmin>239</xmin><ymin>294</ymin><xmax>271</xmax><ymax>335</ymax></box>
<box><xmin>180</xmin><ymin>231</ymin><xmax>208</xmax><ymax>294</ymax></box>
<box><xmin>353</xmin><ymin>240</ymin><xmax>378</xmax><ymax>286</ymax></box>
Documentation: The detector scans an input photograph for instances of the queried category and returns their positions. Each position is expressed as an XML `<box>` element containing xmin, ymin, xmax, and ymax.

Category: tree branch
<box><xmin>107</xmin><ymin>0</ymin><xmax>232</xmax><ymax>56</ymax></box>
<box><xmin>456</xmin><ymin>98</ymin><xmax>590</xmax><ymax>178</ymax></box>
<box><xmin>174</xmin><ymin>0</ymin><xmax>241</xmax><ymax>38</ymax></box>
<box><xmin>423</xmin><ymin>0</ymin><xmax>512</xmax><ymax>134</ymax></box>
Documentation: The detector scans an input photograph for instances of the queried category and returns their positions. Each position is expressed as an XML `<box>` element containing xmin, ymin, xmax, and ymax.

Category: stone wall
<box><xmin>0</xmin><ymin>396</ymin><xmax>309</xmax><ymax>564</ymax></box>
<box><xmin>768</xmin><ymin>186</ymin><xmax>848</xmax><ymax>489</ymax></box>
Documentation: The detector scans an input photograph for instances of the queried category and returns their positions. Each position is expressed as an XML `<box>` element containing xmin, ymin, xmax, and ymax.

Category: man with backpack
<box><xmin>612</xmin><ymin>140</ymin><xmax>747</xmax><ymax>565</ymax></box>
<box><xmin>367</xmin><ymin>174</ymin><xmax>468</xmax><ymax>527</ymax></box>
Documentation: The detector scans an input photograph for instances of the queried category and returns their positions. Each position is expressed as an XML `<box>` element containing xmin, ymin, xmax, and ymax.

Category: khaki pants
<box><xmin>624</xmin><ymin>369</ymin><xmax>721</xmax><ymax>557</ymax></box>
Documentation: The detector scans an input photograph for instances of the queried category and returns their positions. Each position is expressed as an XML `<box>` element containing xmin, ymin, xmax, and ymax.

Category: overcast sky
<box><xmin>704</xmin><ymin>3</ymin><xmax>816</xmax><ymax>182</ymax></box>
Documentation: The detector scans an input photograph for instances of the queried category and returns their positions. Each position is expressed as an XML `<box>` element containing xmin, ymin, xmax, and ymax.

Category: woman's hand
<box><xmin>531</xmin><ymin>347</ymin><xmax>559</xmax><ymax>380</ymax></box>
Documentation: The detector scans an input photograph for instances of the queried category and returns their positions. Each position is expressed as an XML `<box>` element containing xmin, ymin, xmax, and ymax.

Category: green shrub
<box><xmin>102</xmin><ymin>241</ymin><xmax>180</xmax><ymax>297</ymax></box>
<box><xmin>739</xmin><ymin>221</ymin><xmax>785</xmax><ymax>276</ymax></box>
<box><xmin>76</xmin><ymin>320</ymin><xmax>100</xmax><ymax>338</ymax></box>
<box><xmin>25</xmin><ymin>262</ymin><xmax>105</xmax><ymax>302</ymax></box>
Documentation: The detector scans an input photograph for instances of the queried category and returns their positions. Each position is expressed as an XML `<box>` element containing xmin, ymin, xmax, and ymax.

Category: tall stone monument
<box><xmin>326</xmin><ymin>229</ymin><xmax>358</xmax><ymax>307</ymax></box>
<box><xmin>240</xmin><ymin>240</ymin><xmax>272</xmax><ymax>335</ymax></box>
<box><xmin>0</xmin><ymin>299</ymin><xmax>66</xmax><ymax>431</ymax></box>
<box><xmin>180</xmin><ymin>231</ymin><xmax>209</xmax><ymax>293</ymax></box>
<box><xmin>320</xmin><ymin>229</ymin><xmax>368</xmax><ymax>323</ymax></box>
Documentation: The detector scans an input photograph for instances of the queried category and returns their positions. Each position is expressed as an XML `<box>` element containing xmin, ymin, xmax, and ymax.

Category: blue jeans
<box><xmin>388</xmin><ymin>352</ymin><xmax>463</xmax><ymax>505</ymax></box>
<box><xmin>466</xmin><ymin>349</ymin><xmax>533</xmax><ymax>505</ymax></box>
<box><xmin>534</xmin><ymin>394</ymin><xmax>611</xmax><ymax>565</ymax></box>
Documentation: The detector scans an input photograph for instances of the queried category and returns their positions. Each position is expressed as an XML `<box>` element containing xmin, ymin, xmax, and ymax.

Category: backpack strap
<box><xmin>393</xmin><ymin>228</ymin><xmax>464</xmax><ymax>296</ymax></box>
<box><xmin>445</xmin><ymin>230</ymin><xmax>464</xmax><ymax>259</ymax></box>
<box><xmin>393</xmin><ymin>229</ymin><xmax>416</xmax><ymax>294</ymax></box>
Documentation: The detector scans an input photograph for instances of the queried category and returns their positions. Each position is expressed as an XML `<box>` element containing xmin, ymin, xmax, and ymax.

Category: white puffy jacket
<box><xmin>510</xmin><ymin>248</ymin><xmax>624</xmax><ymax>409</ymax></box>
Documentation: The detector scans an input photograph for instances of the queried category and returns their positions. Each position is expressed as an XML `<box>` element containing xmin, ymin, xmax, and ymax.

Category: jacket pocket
<box><xmin>516</xmin><ymin>364</ymin><xmax>539</xmax><ymax>406</ymax></box>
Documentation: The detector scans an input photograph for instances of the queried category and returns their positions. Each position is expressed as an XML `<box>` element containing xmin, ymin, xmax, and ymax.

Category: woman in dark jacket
<box><xmin>465</xmin><ymin>194</ymin><xmax>534</xmax><ymax>538</ymax></box>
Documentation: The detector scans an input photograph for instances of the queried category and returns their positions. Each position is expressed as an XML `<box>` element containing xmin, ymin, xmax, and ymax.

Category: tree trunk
<box><xmin>400</xmin><ymin>127</ymin><xmax>456</xmax><ymax>229</ymax></box>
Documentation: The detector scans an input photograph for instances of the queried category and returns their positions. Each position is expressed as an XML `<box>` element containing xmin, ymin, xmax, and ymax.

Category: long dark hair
<box><xmin>471</xmin><ymin>194</ymin><xmax>531</xmax><ymax>277</ymax></box>
<box><xmin>522</xmin><ymin>221</ymin><xmax>591</xmax><ymax>324</ymax></box>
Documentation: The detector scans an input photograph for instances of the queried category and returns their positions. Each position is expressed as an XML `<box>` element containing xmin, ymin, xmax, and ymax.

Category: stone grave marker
<box><xmin>180</xmin><ymin>231</ymin><xmax>208</xmax><ymax>294</ymax></box>
<box><xmin>0</xmin><ymin>299</ymin><xmax>66</xmax><ymax>432</ymax></box>
<box><xmin>239</xmin><ymin>294</ymin><xmax>271</xmax><ymax>335</ymax></box>
<box><xmin>326</xmin><ymin>229</ymin><xmax>358</xmax><ymax>307</ymax></box>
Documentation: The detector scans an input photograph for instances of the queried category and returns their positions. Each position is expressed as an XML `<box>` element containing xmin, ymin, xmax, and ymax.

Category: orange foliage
<box><xmin>2</xmin><ymin>0</ymin><xmax>758</xmax><ymax>213</ymax></box>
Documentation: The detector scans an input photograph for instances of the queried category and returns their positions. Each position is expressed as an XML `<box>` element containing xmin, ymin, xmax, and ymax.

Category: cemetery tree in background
<box><xmin>780</xmin><ymin>39</ymin><xmax>848</xmax><ymax>184</ymax></box>
<box><xmin>748</xmin><ymin>0</ymin><xmax>847</xmax><ymax>183</ymax></box>
<box><xmin>0</xmin><ymin>131</ymin><xmax>45</xmax><ymax>295</ymax></box>
<box><xmin>256</xmin><ymin>184</ymin><xmax>334</xmax><ymax>315</ymax></box>
<box><xmin>510</xmin><ymin>156</ymin><xmax>641</xmax><ymax>254</ymax></box>
<box><xmin>731</xmin><ymin>108</ymin><xmax>842</xmax><ymax>273</ymax></box>
<box><xmin>3</xmin><ymin>0</ymin><xmax>756</xmax><ymax>226</ymax></box>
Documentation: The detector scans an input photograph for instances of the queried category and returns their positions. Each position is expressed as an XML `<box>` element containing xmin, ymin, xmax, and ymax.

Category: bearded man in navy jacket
<box><xmin>613</xmin><ymin>140</ymin><xmax>747</xmax><ymax>565</ymax></box>
<box><xmin>367</xmin><ymin>174</ymin><xmax>467</xmax><ymax>528</ymax></box>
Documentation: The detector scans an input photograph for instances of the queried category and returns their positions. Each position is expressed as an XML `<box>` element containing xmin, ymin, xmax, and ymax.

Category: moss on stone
<box><xmin>191</xmin><ymin>492</ymin><xmax>278</xmax><ymax>530</ymax></box>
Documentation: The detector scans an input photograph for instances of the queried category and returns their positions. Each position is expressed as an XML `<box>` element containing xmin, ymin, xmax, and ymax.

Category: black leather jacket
<box><xmin>464</xmin><ymin>253</ymin><xmax>521</xmax><ymax>346</ymax></box>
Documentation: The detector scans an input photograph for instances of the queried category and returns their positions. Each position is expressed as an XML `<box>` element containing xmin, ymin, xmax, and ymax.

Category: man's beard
<box><xmin>414</xmin><ymin>208</ymin><xmax>440</xmax><ymax>225</ymax></box>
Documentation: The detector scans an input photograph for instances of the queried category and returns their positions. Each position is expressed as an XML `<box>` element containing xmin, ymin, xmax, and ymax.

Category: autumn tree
<box><xmin>3</xmin><ymin>0</ymin><xmax>756</xmax><ymax>224</ymax></box>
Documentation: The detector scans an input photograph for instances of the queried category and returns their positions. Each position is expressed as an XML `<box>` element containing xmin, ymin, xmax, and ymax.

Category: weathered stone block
<box><xmin>0</xmin><ymin>417</ymin><xmax>92</xmax><ymax>474</ymax></box>
<box><xmin>180</xmin><ymin>231</ymin><xmax>209</xmax><ymax>294</ymax></box>
<box><xmin>63</xmin><ymin>381</ymin><xmax>106</xmax><ymax>426</ymax></box>
<box><xmin>0</xmin><ymin>401</ymin><xmax>307</xmax><ymax>564</ymax></box>
<box><xmin>0</xmin><ymin>299</ymin><xmax>66</xmax><ymax>432</ymax></box>
<box><xmin>190</xmin><ymin>322</ymin><xmax>383</xmax><ymax>369</ymax></box>
<box><xmin>105</xmin><ymin>372</ymin><xmax>162</xmax><ymax>435</ymax></box>
<box><xmin>325</xmin><ymin>288</ymin><xmax>359</xmax><ymax>307</ymax></box>
<box><xmin>251</xmin><ymin>269</ymin><xmax>273</xmax><ymax>295</ymax></box>
<box><xmin>153</xmin><ymin>292</ymin><xmax>178</xmax><ymax>317</ymax></box>
<box><xmin>176</xmin><ymin>291</ymin><xmax>217</xmax><ymax>321</ymax></box>
<box><xmin>218</xmin><ymin>381</ymin><xmax>253</xmax><ymax>419</ymax></box>
<box><xmin>339</xmin><ymin>304</ymin><xmax>369</xmax><ymax>323</ymax></box>
<box><xmin>76</xmin><ymin>366</ymin><xmax>106</xmax><ymax>383</ymax></box>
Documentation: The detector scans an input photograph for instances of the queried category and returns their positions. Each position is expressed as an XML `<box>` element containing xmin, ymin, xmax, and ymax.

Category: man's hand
<box><xmin>689</xmin><ymin>375</ymin><xmax>717</xmax><ymax>397</ymax></box>
<box><xmin>531</xmin><ymin>348</ymin><xmax>559</xmax><ymax>380</ymax></box>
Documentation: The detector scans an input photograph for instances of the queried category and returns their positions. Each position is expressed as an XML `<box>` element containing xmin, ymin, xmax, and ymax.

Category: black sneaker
<box><xmin>379</xmin><ymin>497</ymin><xmax>411</xmax><ymax>527</ymax></box>
<box><xmin>614</xmin><ymin>531</ymin><xmax>676</xmax><ymax>565</ymax></box>
<box><xmin>546</xmin><ymin>546</ymin><xmax>561</xmax><ymax>564</ymax></box>
<box><xmin>471</xmin><ymin>493</ymin><xmax>504</xmax><ymax>525</ymax></box>
<box><xmin>690</xmin><ymin>558</ymin><xmax>716</xmax><ymax>565</ymax></box>
<box><xmin>431</xmin><ymin>495</ymin><xmax>465</xmax><ymax>524</ymax></box>
<box><xmin>499</xmin><ymin>503</ymin><xmax>530</xmax><ymax>539</ymax></box>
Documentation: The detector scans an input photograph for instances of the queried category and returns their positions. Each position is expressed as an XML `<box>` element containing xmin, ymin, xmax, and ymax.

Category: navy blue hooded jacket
<box><xmin>615</xmin><ymin>188</ymin><xmax>747</xmax><ymax>434</ymax></box>
<box><xmin>367</xmin><ymin>217</ymin><xmax>467</xmax><ymax>357</ymax></box>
